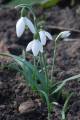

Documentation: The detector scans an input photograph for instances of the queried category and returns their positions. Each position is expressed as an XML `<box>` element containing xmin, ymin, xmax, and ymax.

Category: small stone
<box><xmin>18</xmin><ymin>100</ymin><xmax>36</xmax><ymax>114</ymax></box>
<box><xmin>35</xmin><ymin>99</ymin><xmax>41</xmax><ymax>107</ymax></box>
<box><xmin>18</xmin><ymin>83</ymin><xmax>26</xmax><ymax>90</ymax></box>
<box><xmin>0</xmin><ymin>105</ymin><xmax>6</xmax><ymax>109</ymax></box>
<box><xmin>22</xmin><ymin>88</ymin><xmax>27</xmax><ymax>94</ymax></box>
<box><xmin>15</xmin><ymin>83</ymin><xmax>26</xmax><ymax>94</ymax></box>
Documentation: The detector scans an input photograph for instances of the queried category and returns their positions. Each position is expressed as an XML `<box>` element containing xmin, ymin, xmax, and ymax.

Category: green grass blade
<box><xmin>41</xmin><ymin>0</ymin><xmax>60</xmax><ymax>8</ymax></box>
<box><xmin>0</xmin><ymin>53</ymin><xmax>47</xmax><ymax>91</ymax></box>
<box><xmin>51</xmin><ymin>74</ymin><xmax>80</xmax><ymax>95</ymax></box>
<box><xmin>61</xmin><ymin>93</ymin><xmax>73</xmax><ymax>120</ymax></box>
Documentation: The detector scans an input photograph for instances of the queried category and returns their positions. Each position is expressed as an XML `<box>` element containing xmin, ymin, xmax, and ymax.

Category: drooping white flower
<box><xmin>26</xmin><ymin>39</ymin><xmax>43</xmax><ymax>56</ymax></box>
<box><xmin>39</xmin><ymin>30</ymin><xmax>53</xmax><ymax>45</ymax></box>
<box><xmin>16</xmin><ymin>17</ymin><xmax>25</xmax><ymax>37</ymax></box>
<box><xmin>60</xmin><ymin>31</ymin><xmax>71</xmax><ymax>38</ymax></box>
<box><xmin>24</xmin><ymin>17</ymin><xmax>36</xmax><ymax>34</ymax></box>
<box><xmin>16</xmin><ymin>17</ymin><xmax>36</xmax><ymax>37</ymax></box>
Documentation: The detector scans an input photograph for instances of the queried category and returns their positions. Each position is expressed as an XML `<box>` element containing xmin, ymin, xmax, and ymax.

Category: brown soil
<box><xmin>0</xmin><ymin>1</ymin><xmax>80</xmax><ymax>120</ymax></box>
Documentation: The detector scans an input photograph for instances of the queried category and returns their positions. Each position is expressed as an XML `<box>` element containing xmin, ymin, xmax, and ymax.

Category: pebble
<box><xmin>18</xmin><ymin>100</ymin><xmax>36</xmax><ymax>114</ymax></box>
<box><xmin>0</xmin><ymin>105</ymin><xmax>6</xmax><ymax>109</ymax></box>
<box><xmin>17</xmin><ymin>83</ymin><xmax>26</xmax><ymax>90</ymax></box>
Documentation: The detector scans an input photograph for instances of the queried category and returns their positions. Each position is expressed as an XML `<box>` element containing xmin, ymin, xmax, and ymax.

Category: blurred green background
<box><xmin>5</xmin><ymin>0</ymin><xmax>60</xmax><ymax>8</ymax></box>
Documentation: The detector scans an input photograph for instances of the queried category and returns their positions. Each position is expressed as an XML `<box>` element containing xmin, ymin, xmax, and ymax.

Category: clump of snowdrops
<box><xmin>0</xmin><ymin>5</ymin><xmax>80</xmax><ymax>120</ymax></box>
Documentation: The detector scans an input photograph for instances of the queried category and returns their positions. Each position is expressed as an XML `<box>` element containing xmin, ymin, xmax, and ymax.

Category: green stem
<box><xmin>39</xmin><ymin>53</ymin><xmax>44</xmax><ymax>73</ymax></box>
<box><xmin>33</xmin><ymin>56</ymin><xmax>36</xmax><ymax>67</ymax></box>
<box><xmin>47</xmin><ymin>100</ymin><xmax>52</xmax><ymax>120</ymax></box>
<box><xmin>28</xmin><ymin>6</ymin><xmax>37</xmax><ymax>31</ymax></box>
<box><xmin>39</xmin><ymin>54</ymin><xmax>51</xmax><ymax>119</ymax></box>
<box><xmin>51</xmin><ymin>34</ymin><xmax>60</xmax><ymax>81</ymax></box>
<box><xmin>32</xmin><ymin>56</ymin><xmax>38</xmax><ymax>90</ymax></box>
<box><xmin>15</xmin><ymin>4</ymin><xmax>31</xmax><ymax>8</ymax></box>
<box><xmin>22</xmin><ymin>49</ymin><xmax>26</xmax><ymax>59</ymax></box>
<box><xmin>42</xmin><ymin>53</ymin><xmax>49</xmax><ymax>92</ymax></box>
<box><xmin>48</xmin><ymin>112</ymin><xmax>51</xmax><ymax>120</ymax></box>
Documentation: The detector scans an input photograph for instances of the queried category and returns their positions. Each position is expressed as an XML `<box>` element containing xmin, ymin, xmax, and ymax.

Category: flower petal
<box><xmin>24</xmin><ymin>17</ymin><xmax>36</xmax><ymax>34</ymax></box>
<box><xmin>16</xmin><ymin>17</ymin><xmax>25</xmax><ymax>37</ymax></box>
<box><xmin>26</xmin><ymin>41</ymin><xmax>33</xmax><ymax>51</ymax></box>
<box><xmin>39</xmin><ymin>31</ymin><xmax>46</xmax><ymax>45</ymax></box>
<box><xmin>45</xmin><ymin>31</ymin><xmax>53</xmax><ymax>40</ymax></box>
<box><xmin>39</xmin><ymin>42</ymin><xmax>43</xmax><ymax>53</ymax></box>
<box><xmin>32</xmin><ymin>40</ymin><xmax>41</xmax><ymax>56</ymax></box>
<box><xmin>60</xmin><ymin>31</ymin><xmax>70</xmax><ymax>38</ymax></box>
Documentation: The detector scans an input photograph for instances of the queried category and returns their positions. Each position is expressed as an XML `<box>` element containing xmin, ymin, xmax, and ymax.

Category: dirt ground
<box><xmin>0</xmin><ymin>1</ymin><xmax>80</xmax><ymax>120</ymax></box>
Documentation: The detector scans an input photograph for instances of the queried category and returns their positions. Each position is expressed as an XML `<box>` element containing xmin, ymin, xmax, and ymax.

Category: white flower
<box><xmin>16</xmin><ymin>17</ymin><xmax>36</xmax><ymax>37</ymax></box>
<box><xmin>16</xmin><ymin>17</ymin><xmax>25</xmax><ymax>37</ymax></box>
<box><xmin>24</xmin><ymin>17</ymin><xmax>36</xmax><ymax>34</ymax></box>
<box><xmin>26</xmin><ymin>39</ymin><xmax>43</xmax><ymax>56</ymax></box>
<box><xmin>60</xmin><ymin>31</ymin><xmax>70</xmax><ymax>38</ymax></box>
<box><xmin>39</xmin><ymin>30</ymin><xmax>53</xmax><ymax>45</ymax></box>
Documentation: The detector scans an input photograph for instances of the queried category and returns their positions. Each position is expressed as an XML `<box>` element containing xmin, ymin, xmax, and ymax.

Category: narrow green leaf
<box><xmin>61</xmin><ymin>93</ymin><xmax>73</xmax><ymax>120</ymax></box>
<box><xmin>37</xmin><ymin>90</ymin><xmax>49</xmax><ymax>107</ymax></box>
<box><xmin>51</xmin><ymin>74</ymin><xmax>80</xmax><ymax>95</ymax></box>
<box><xmin>41</xmin><ymin>0</ymin><xmax>60</xmax><ymax>8</ymax></box>
<box><xmin>0</xmin><ymin>53</ymin><xmax>47</xmax><ymax>91</ymax></box>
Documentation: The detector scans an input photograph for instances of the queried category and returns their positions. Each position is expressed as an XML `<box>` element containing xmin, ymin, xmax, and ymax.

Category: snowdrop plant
<box><xmin>1</xmin><ymin>5</ymin><xmax>80</xmax><ymax>120</ymax></box>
